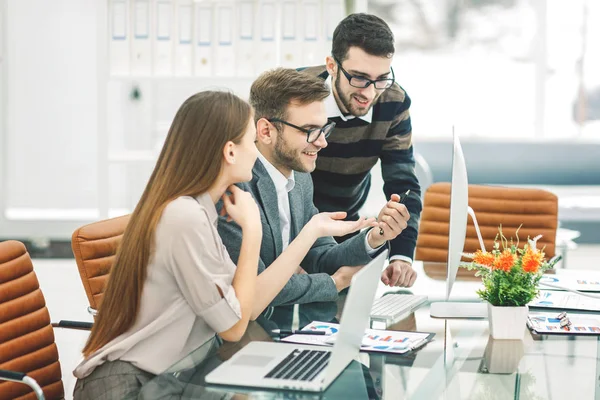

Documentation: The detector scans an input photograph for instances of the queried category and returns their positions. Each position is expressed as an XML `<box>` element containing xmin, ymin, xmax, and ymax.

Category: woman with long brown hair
<box><xmin>72</xmin><ymin>91</ymin><xmax>262</xmax><ymax>398</ymax></box>
<box><xmin>72</xmin><ymin>89</ymin><xmax>374</xmax><ymax>399</ymax></box>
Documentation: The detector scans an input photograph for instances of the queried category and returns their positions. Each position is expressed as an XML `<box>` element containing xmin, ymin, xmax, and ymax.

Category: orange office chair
<box><xmin>415</xmin><ymin>183</ymin><xmax>559</xmax><ymax>280</ymax></box>
<box><xmin>71</xmin><ymin>215</ymin><xmax>130</xmax><ymax>314</ymax></box>
<box><xmin>0</xmin><ymin>240</ymin><xmax>92</xmax><ymax>400</ymax></box>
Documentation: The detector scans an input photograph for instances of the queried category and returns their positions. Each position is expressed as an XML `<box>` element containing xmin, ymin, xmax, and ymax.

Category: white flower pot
<box><xmin>487</xmin><ymin>303</ymin><xmax>528</xmax><ymax>340</ymax></box>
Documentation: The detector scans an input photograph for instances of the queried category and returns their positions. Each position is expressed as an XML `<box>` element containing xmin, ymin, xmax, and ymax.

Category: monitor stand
<box><xmin>430</xmin><ymin>301</ymin><xmax>488</xmax><ymax>319</ymax></box>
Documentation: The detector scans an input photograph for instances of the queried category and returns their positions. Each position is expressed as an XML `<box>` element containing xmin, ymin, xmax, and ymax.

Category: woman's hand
<box><xmin>307</xmin><ymin>211</ymin><xmax>377</xmax><ymax>238</ymax></box>
<box><xmin>220</xmin><ymin>185</ymin><xmax>261</xmax><ymax>233</ymax></box>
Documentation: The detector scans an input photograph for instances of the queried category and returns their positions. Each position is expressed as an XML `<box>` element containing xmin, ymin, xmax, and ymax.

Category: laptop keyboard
<box><xmin>264</xmin><ymin>349</ymin><xmax>330</xmax><ymax>381</ymax></box>
<box><xmin>371</xmin><ymin>294</ymin><xmax>428</xmax><ymax>320</ymax></box>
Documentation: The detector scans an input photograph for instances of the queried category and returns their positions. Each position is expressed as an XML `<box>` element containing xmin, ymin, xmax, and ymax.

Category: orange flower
<box><xmin>473</xmin><ymin>250</ymin><xmax>495</xmax><ymax>267</ymax></box>
<box><xmin>493</xmin><ymin>250</ymin><xmax>516</xmax><ymax>272</ymax></box>
<box><xmin>522</xmin><ymin>248</ymin><xmax>544</xmax><ymax>273</ymax></box>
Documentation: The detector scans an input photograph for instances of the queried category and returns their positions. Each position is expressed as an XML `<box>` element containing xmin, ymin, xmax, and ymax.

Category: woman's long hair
<box><xmin>83</xmin><ymin>91</ymin><xmax>252</xmax><ymax>357</ymax></box>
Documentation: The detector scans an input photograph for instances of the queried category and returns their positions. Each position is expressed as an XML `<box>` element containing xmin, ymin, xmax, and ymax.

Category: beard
<box><xmin>334</xmin><ymin>69</ymin><xmax>379</xmax><ymax>117</ymax></box>
<box><xmin>272</xmin><ymin>134</ymin><xmax>313</xmax><ymax>173</ymax></box>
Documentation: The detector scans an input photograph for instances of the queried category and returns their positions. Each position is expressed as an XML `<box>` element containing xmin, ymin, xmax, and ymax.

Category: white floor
<box><xmin>34</xmin><ymin>244</ymin><xmax>599</xmax><ymax>400</ymax></box>
<box><xmin>34</xmin><ymin>258</ymin><xmax>93</xmax><ymax>399</ymax></box>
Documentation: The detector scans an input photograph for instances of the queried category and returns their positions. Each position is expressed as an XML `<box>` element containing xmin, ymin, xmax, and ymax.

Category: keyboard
<box><xmin>370</xmin><ymin>294</ymin><xmax>428</xmax><ymax>327</ymax></box>
<box><xmin>264</xmin><ymin>349</ymin><xmax>331</xmax><ymax>382</ymax></box>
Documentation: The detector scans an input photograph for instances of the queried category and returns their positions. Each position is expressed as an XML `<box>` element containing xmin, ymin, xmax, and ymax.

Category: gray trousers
<box><xmin>73</xmin><ymin>360</ymin><xmax>155</xmax><ymax>400</ymax></box>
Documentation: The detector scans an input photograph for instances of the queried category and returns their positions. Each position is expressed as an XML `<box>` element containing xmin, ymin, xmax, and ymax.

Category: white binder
<box><xmin>153</xmin><ymin>0</ymin><xmax>173</xmax><ymax>76</ymax></box>
<box><xmin>131</xmin><ymin>0</ymin><xmax>153</xmax><ymax>75</ymax></box>
<box><xmin>236</xmin><ymin>0</ymin><xmax>255</xmax><ymax>77</ymax></box>
<box><xmin>279</xmin><ymin>0</ymin><xmax>302</xmax><ymax>68</ymax></box>
<box><xmin>194</xmin><ymin>2</ymin><xmax>213</xmax><ymax>77</ymax></box>
<box><xmin>302</xmin><ymin>0</ymin><xmax>323</xmax><ymax>66</ymax></box>
<box><xmin>322</xmin><ymin>0</ymin><xmax>344</xmax><ymax>61</ymax></box>
<box><xmin>174</xmin><ymin>0</ymin><xmax>193</xmax><ymax>76</ymax></box>
<box><xmin>256</xmin><ymin>0</ymin><xmax>278</xmax><ymax>73</ymax></box>
<box><xmin>214</xmin><ymin>2</ymin><xmax>235</xmax><ymax>77</ymax></box>
<box><xmin>109</xmin><ymin>0</ymin><xmax>131</xmax><ymax>75</ymax></box>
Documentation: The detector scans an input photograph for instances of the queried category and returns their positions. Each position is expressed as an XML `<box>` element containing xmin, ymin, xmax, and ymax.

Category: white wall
<box><xmin>0</xmin><ymin>2</ymin><xmax>4</xmax><ymax>223</ymax></box>
<box><xmin>4</xmin><ymin>0</ymin><xmax>99</xmax><ymax>214</ymax></box>
<box><xmin>0</xmin><ymin>0</ymin><xmax>342</xmax><ymax>239</ymax></box>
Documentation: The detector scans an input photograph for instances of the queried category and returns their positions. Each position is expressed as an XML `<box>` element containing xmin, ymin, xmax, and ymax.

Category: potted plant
<box><xmin>462</xmin><ymin>226</ymin><xmax>560</xmax><ymax>339</ymax></box>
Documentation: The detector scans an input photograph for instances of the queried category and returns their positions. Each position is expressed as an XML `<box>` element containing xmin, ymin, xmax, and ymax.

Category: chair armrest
<box><xmin>0</xmin><ymin>369</ymin><xmax>45</xmax><ymax>400</ymax></box>
<box><xmin>51</xmin><ymin>320</ymin><xmax>93</xmax><ymax>330</ymax></box>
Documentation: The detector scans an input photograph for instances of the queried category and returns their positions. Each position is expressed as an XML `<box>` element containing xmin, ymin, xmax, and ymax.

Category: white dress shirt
<box><xmin>323</xmin><ymin>75</ymin><xmax>412</xmax><ymax>265</ymax></box>
<box><xmin>323</xmin><ymin>75</ymin><xmax>373</xmax><ymax>123</ymax></box>
<box><xmin>257</xmin><ymin>153</ymin><xmax>380</xmax><ymax>255</ymax></box>
<box><xmin>258</xmin><ymin>153</ymin><xmax>295</xmax><ymax>249</ymax></box>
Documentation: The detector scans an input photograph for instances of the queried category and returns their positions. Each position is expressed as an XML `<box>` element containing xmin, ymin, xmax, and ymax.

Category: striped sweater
<box><xmin>299</xmin><ymin>66</ymin><xmax>422</xmax><ymax>260</ymax></box>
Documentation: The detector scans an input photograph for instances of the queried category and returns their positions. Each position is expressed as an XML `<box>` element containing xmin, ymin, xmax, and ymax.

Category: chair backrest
<box><xmin>414</xmin><ymin>151</ymin><xmax>434</xmax><ymax>194</ymax></box>
<box><xmin>416</xmin><ymin>183</ymin><xmax>558</xmax><ymax>263</ymax></box>
<box><xmin>71</xmin><ymin>215</ymin><xmax>130</xmax><ymax>311</ymax></box>
<box><xmin>0</xmin><ymin>241</ymin><xmax>64</xmax><ymax>400</ymax></box>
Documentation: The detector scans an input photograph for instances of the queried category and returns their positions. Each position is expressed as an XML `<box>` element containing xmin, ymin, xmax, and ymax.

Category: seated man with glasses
<box><xmin>299</xmin><ymin>13</ymin><xmax>422</xmax><ymax>288</ymax></box>
<box><xmin>216</xmin><ymin>68</ymin><xmax>410</xmax><ymax>319</ymax></box>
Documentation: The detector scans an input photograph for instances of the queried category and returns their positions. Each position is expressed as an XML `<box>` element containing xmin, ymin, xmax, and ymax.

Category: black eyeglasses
<box><xmin>268</xmin><ymin>119</ymin><xmax>336</xmax><ymax>143</ymax></box>
<box><xmin>334</xmin><ymin>57</ymin><xmax>395</xmax><ymax>90</ymax></box>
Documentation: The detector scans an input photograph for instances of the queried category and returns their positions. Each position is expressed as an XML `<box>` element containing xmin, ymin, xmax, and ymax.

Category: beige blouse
<box><xmin>74</xmin><ymin>194</ymin><xmax>242</xmax><ymax>377</ymax></box>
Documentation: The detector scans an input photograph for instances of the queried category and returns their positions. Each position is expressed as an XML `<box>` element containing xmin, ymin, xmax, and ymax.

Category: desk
<box><xmin>138</xmin><ymin>262</ymin><xmax>600</xmax><ymax>399</ymax></box>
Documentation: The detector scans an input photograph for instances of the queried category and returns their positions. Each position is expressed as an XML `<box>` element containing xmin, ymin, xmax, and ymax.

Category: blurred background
<box><xmin>1</xmin><ymin>0</ymin><xmax>599</xmax><ymax>251</ymax></box>
<box><xmin>2</xmin><ymin>2</ymin><xmax>598</xmax><ymax>397</ymax></box>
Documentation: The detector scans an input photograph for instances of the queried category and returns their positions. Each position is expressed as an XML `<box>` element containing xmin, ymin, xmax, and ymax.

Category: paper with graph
<box><xmin>527</xmin><ymin>311</ymin><xmax>600</xmax><ymax>335</ymax></box>
<box><xmin>529</xmin><ymin>290</ymin><xmax>600</xmax><ymax>312</ymax></box>
<box><xmin>280</xmin><ymin>321</ymin><xmax>434</xmax><ymax>354</ymax></box>
<box><xmin>540</xmin><ymin>273</ymin><xmax>600</xmax><ymax>292</ymax></box>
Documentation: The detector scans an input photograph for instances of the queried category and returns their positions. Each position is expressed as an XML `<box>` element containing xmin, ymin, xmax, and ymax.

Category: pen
<box><xmin>380</xmin><ymin>189</ymin><xmax>411</xmax><ymax>235</ymax></box>
<box><xmin>409</xmin><ymin>337</ymin><xmax>429</xmax><ymax>351</ymax></box>
<box><xmin>271</xmin><ymin>329</ymin><xmax>327</xmax><ymax>336</ymax></box>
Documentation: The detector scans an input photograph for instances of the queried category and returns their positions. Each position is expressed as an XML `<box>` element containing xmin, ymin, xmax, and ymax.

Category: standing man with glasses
<box><xmin>216</xmin><ymin>68</ymin><xmax>410</xmax><ymax>318</ymax></box>
<box><xmin>299</xmin><ymin>13</ymin><xmax>422</xmax><ymax>288</ymax></box>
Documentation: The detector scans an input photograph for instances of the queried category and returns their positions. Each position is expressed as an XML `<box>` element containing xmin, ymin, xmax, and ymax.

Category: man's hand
<box><xmin>308</xmin><ymin>212</ymin><xmax>377</xmax><ymax>239</ymax></box>
<box><xmin>381</xmin><ymin>260</ymin><xmax>417</xmax><ymax>287</ymax></box>
<box><xmin>367</xmin><ymin>194</ymin><xmax>410</xmax><ymax>249</ymax></box>
<box><xmin>331</xmin><ymin>265</ymin><xmax>364</xmax><ymax>292</ymax></box>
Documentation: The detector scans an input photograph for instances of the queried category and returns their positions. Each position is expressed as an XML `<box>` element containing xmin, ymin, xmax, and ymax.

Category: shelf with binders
<box><xmin>106</xmin><ymin>75</ymin><xmax>259</xmax><ymax>82</ymax></box>
<box><xmin>107</xmin><ymin>0</ymin><xmax>341</xmax><ymax>80</ymax></box>
<box><xmin>100</xmin><ymin>0</ymin><xmax>344</xmax><ymax>217</ymax></box>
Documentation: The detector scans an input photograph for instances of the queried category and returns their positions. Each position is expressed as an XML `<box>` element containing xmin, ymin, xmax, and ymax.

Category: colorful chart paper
<box><xmin>528</xmin><ymin>311</ymin><xmax>600</xmax><ymax>335</ymax></box>
<box><xmin>280</xmin><ymin>321</ymin><xmax>433</xmax><ymax>354</ymax></box>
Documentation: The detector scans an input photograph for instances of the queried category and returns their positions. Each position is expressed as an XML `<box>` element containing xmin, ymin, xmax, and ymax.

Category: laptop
<box><xmin>205</xmin><ymin>250</ymin><xmax>388</xmax><ymax>392</ymax></box>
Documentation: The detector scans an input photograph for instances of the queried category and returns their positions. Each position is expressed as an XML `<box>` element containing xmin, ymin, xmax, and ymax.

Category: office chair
<box><xmin>0</xmin><ymin>240</ymin><xmax>92</xmax><ymax>400</ymax></box>
<box><xmin>414</xmin><ymin>151</ymin><xmax>434</xmax><ymax>194</ymax></box>
<box><xmin>71</xmin><ymin>215</ymin><xmax>130</xmax><ymax>315</ymax></box>
<box><xmin>415</xmin><ymin>183</ymin><xmax>558</xmax><ymax>280</ymax></box>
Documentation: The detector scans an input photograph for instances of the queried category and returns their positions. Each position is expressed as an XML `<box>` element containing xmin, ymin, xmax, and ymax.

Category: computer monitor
<box><xmin>429</xmin><ymin>131</ymin><xmax>488</xmax><ymax>318</ymax></box>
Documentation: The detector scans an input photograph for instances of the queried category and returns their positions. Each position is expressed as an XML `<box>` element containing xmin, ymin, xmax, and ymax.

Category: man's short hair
<box><xmin>332</xmin><ymin>13</ymin><xmax>395</xmax><ymax>62</ymax></box>
<box><xmin>249</xmin><ymin>68</ymin><xmax>330</xmax><ymax>122</ymax></box>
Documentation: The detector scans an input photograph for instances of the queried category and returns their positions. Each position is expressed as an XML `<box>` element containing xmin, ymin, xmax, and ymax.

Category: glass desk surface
<box><xmin>138</xmin><ymin>262</ymin><xmax>600</xmax><ymax>399</ymax></box>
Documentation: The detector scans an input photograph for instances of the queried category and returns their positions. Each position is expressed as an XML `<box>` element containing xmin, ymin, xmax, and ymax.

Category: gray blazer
<box><xmin>217</xmin><ymin>160</ymin><xmax>375</xmax><ymax>310</ymax></box>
